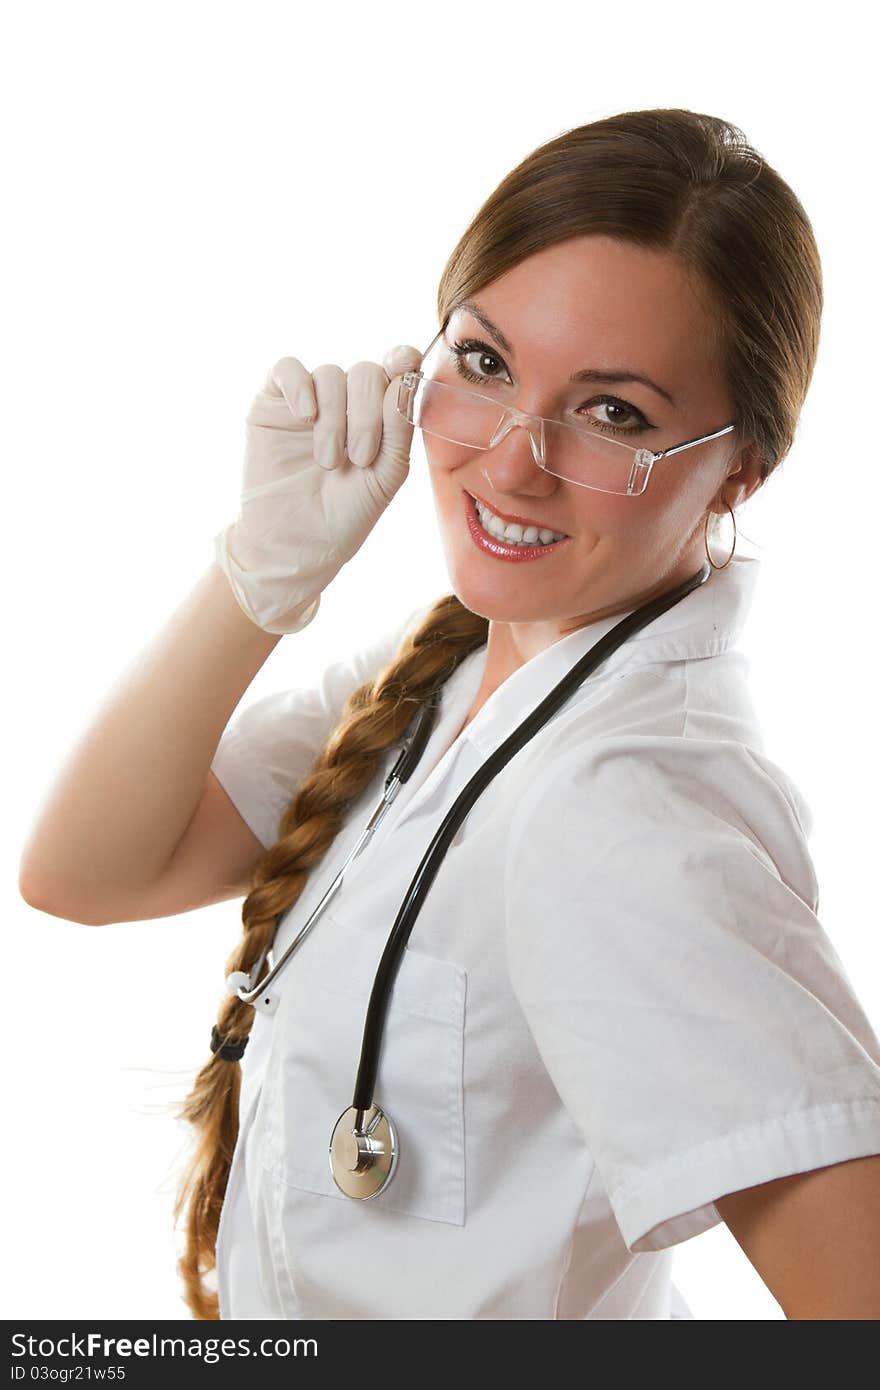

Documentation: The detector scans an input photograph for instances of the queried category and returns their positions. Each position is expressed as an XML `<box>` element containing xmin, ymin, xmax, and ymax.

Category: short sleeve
<box><xmin>210</xmin><ymin>600</ymin><xmax>433</xmax><ymax>849</ymax></box>
<box><xmin>503</xmin><ymin>732</ymin><xmax>880</xmax><ymax>1254</ymax></box>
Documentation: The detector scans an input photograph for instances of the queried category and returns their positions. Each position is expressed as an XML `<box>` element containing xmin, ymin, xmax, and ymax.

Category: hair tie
<box><xmin>210</xmin><ymin>1024</ymin><xmax>249</xmax><ymax>1063</ymax></box>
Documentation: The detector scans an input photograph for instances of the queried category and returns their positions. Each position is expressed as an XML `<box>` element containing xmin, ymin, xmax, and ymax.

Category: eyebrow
<box><xmin>455</xmin><ymin>298</ymin><xmax>677</xmax><ymax>408</ymax></box>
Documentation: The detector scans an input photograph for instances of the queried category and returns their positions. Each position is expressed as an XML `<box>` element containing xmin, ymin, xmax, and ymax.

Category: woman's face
<box><xmin>423</xmin><ymin>234</ymin><xmax>762</xmax><ymax>649</ymax></box>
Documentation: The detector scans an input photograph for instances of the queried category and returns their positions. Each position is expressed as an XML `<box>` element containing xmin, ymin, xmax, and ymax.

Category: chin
<box><xmin>443</xmin><ymin>563</ymin><xmax>566</xmax><ymax>626</ymax></box>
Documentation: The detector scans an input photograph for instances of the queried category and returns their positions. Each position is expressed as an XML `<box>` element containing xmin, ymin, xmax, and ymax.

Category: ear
<box><xmin>712</xmin><ymin>439</ymin><xmax>766</xmax><ymax>513</ymax></box>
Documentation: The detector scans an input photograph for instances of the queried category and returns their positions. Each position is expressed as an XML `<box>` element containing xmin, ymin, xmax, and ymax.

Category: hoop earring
<box><xmin>703</xmin><ymin>498</ymin><xmax>737</xmax><ymax>570</ymax></box>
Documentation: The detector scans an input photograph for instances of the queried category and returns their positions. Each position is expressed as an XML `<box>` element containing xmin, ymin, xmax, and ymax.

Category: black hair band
<box><xmin>210</xmin><ymin>1024</ymin><xmax>249</xmax><ymax>1063</ymax></box>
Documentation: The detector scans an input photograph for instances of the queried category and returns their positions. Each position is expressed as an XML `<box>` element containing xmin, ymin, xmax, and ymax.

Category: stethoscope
<box><xmin>223</xmin><ymin>561</ymin><xmax>712</xmax><ymax>1200</ymax></box>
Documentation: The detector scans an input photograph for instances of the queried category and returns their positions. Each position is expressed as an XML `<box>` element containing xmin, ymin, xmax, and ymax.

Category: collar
<box><xmin>455</xmin><ymin>552</ymin><xmax>762</xmax><ymax>757</ymax></box>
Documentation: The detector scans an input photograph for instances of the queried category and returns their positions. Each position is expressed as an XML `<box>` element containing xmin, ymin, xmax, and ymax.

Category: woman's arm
<box><xmin>716</xmin><ymin>1153</ymin><xmax>880</xmax><ymax>1319</ymax></box>
<box><xmin>18</xmin><ymin>561</ymin><xmax>282</xmax><ymax>922</ymax></box>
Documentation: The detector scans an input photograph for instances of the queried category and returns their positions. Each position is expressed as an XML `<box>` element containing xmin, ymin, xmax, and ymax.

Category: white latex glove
<box><xmin>214</xmin><ymin>343</ymin><xmax>424</xmax><ymax>634</ymax></box>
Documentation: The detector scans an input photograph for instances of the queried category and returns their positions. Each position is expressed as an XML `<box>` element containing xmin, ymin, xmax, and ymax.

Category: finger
<box><xmin>381</xmin><ymin>344</ymin><xmax>425</xmax><ymax>378</ymax></box>
<box><xmin>380</xmin><ymin>365</ymin><xmax>417</xmax><ymax>459</ymax></box>
<box><xmin>365</xmin><ymin>369</ymin><xmax>419</xmax><ymax>501</ymax></box>
<box><xmin>376</xmin><ymin>345</ymin><xmax>423</xmax><ymax>459</ymax></box>
<box><xmin>310</xmin><ymin>363</ymin><xmax>348</xmax><ymax>470</ymax></box>
<box><xmin>345</xmin><ymin>361</ymin><xmax>388</xmax><ymax>468</ymax></box>
<box><xmin>265</xmin><ymin>357</ymin><xmax>317</xmax><ymax>420</ymax></box>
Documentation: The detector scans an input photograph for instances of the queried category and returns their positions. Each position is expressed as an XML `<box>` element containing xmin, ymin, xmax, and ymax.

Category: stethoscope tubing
<box><xmin>230</xmin><ymin>693</ymin><xmax>442</xmax><ymax>1012</ymax></box>
<box><xmin>230</xmin><ymin>563</ymin><xmax>711</xmax><ymax>1132</ymax></box>
<box><xmin>349</xmin><ymin>561</ymin><xmax>711</xmax><ymax>1121</ymax></box>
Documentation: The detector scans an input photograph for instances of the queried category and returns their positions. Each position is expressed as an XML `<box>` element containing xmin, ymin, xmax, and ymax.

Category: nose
<box><xmin>487</xmin><ymin>410</ymin><xmax>545</xmax><ymax>468</ymax></box>
<box><xmin>482</xmin><ymin>412</ymin><xmax>561</xmax><ymax>499</ymax></box>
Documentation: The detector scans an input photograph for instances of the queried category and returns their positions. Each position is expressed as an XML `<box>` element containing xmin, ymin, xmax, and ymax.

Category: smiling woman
<box><xmin>26</xmin><ymin>106</ymin><xmax>878</xmax><ymax>1323</ymax></box>
<box><xmin>182</xmin><ymin>108</ymin><xmax>877</xmax><ymax>1321</ymax></box>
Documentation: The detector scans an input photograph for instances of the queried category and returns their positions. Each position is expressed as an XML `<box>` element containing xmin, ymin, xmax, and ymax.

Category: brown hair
<box><xmin>173</xmin><ymin>106</ymin><xmax>823</xmax><ymax>1318</ymax></box>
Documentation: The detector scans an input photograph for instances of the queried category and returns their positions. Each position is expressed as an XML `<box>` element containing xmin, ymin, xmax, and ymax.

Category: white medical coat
<box><xmin>209</xmin><ymin>552</ymin><xmax>880</xmax><ymax>1319</ymax></box>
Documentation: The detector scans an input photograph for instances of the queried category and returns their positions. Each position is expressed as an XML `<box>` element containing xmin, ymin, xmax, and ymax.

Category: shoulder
<box><xmin>210</xmin><ymin>598</ymin><xmax>438</xmax><ymax>847</ymax></box>
<box><xmin>506</xmin><ymin>710</ymin><xmax>818</xmax><ymax>914</ymax></box>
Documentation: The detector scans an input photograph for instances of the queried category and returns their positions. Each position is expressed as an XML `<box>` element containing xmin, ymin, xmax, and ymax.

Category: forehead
<box><xmin>453</xmin><ymin>235</ymin><xmax>723</xmax><ymax>408</ymax></box>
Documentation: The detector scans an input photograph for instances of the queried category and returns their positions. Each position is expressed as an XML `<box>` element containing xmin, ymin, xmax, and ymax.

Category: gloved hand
<box><xmin>214</xmin><ymin>343</ymin><xmax>424</xmax><ymax>634</ymax></box>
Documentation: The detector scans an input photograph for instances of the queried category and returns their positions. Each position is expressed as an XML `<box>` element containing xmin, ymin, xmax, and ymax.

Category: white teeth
<box><xmin>473</xmin><ymin>496</ymin><xmax>565</xmax><ymax>546</ymax></box>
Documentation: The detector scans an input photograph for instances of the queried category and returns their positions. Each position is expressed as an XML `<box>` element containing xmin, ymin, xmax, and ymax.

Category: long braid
<box><xmin>172</xmin><ymin>592</ymin><xmax>488</xmax><ymax>1319</ymax></box>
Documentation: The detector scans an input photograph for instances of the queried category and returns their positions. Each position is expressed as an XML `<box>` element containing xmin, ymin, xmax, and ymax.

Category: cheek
<box><xmin>425</xmin><ymin>438</ymin><xmax>467</xmax><ymax>476</ymax></box>
<box><xmin>573</xmin><ymin>491</ymin><xmax>627</xmax><ymax>530</ymax></box>
<box><xmin>425</xmin><ymin>441</ymin><xmax>483</xmax><ymax>522</ymax></box>
<box><xmin>567</xmin><ymin>488</ymin><xmax>653</xmax><ymax>541</ymax></box>
<box><xmin>569</xmin><ymin>485</ymin><xmax>695</xmax><ymax>561</ymax></box>
<box><xmin>619</xmin><ymin>466</ymin><xmax>700</xmax><ymax>533</ymax></box>
<box><xmin>652</xmin><ymin>463</ymin><xmax>715</xmax><ymax>536</ymax></box>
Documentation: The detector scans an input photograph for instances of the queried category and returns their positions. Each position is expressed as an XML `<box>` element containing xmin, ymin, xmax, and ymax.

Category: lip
<box><xmin>464</xmin><ymin>487</ymin><xmax>571</xmax><ymax>538</ymax></box>
<box><xmin>463</xmin><ymin>489</ymin><xmax>573</xmax><ymax>562</ymax></box>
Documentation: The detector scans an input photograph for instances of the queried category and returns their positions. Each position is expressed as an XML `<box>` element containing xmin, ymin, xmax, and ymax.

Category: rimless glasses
<box><xmin>395</xmin><ymin>322</ymin><xmax>737</xmax><ymax>497</ymax></box>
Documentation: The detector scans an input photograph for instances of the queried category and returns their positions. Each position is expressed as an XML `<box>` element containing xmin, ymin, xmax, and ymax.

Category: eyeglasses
<box><xmin>395</xmin><ymin>325</ymin><xmax>737</xmax><ymax>497</ymax></box>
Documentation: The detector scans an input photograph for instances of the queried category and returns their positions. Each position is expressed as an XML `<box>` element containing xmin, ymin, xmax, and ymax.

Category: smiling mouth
<box><xmin>464</xmin><ymin>488</ymin><xmax>571</xmax><ymax>538</ymax></box>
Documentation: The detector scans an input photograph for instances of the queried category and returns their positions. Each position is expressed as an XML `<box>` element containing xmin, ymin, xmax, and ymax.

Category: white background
<box><xmin>4</xmin><ymin>0</ymin><xmax>878</xmax><ymax>1322</ymax></box>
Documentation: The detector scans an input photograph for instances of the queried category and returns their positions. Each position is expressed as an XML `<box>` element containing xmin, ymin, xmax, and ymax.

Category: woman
<box><xmin>21</xmin><ymin>108</ymin><xmax>880</xmax><ymax>1320</ymax></box>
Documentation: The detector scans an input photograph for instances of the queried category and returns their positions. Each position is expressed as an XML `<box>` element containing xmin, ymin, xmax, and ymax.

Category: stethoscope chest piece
<box><xmin>329</xmin><ymin>1104</ymin><xmax>399</xmax><ymax>1199</ymax></box>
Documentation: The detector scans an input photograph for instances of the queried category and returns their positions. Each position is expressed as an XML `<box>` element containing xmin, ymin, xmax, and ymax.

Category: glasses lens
<box><xmin>402</xmin><ymin>375</ymin><xmax>652</xmax><ymax>496</ymax></box>
<box><xmin>543</xmin><ymin>418</ymin><xmax>652</xmax><ymax>496</ymax></box>
<box><xmin>411</xmin><ymin>376</ymin><xmax>507</xmax><ymax>448</ymax></box>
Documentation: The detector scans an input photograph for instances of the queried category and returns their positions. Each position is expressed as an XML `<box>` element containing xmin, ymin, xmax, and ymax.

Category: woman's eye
<box><xmin>450</xmin><ymin>340</ymin><xmax>511</xmax><ymax>383</ymax></box>
<box><xmin>580</xmin><ymin>396</ymin><xmax>647</xmax><ymax>433</ymax></box>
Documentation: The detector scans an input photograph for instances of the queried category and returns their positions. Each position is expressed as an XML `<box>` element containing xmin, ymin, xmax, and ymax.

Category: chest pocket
<box><xmin>256</xmin><ymin>908</ymin><xmax>468</xmax><ymax>1227</ymax></box>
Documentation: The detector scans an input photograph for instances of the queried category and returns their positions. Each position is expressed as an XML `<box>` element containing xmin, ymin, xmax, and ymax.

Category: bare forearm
<box><xmin>718</xmin><ymin>1155</ymin><xmax>880</xmax><ymax>1320</ymax></box>
<box><xmin>19</xmin><ymin>561</ymin><xmax>282</xmax><ymax>910</ymax></box>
